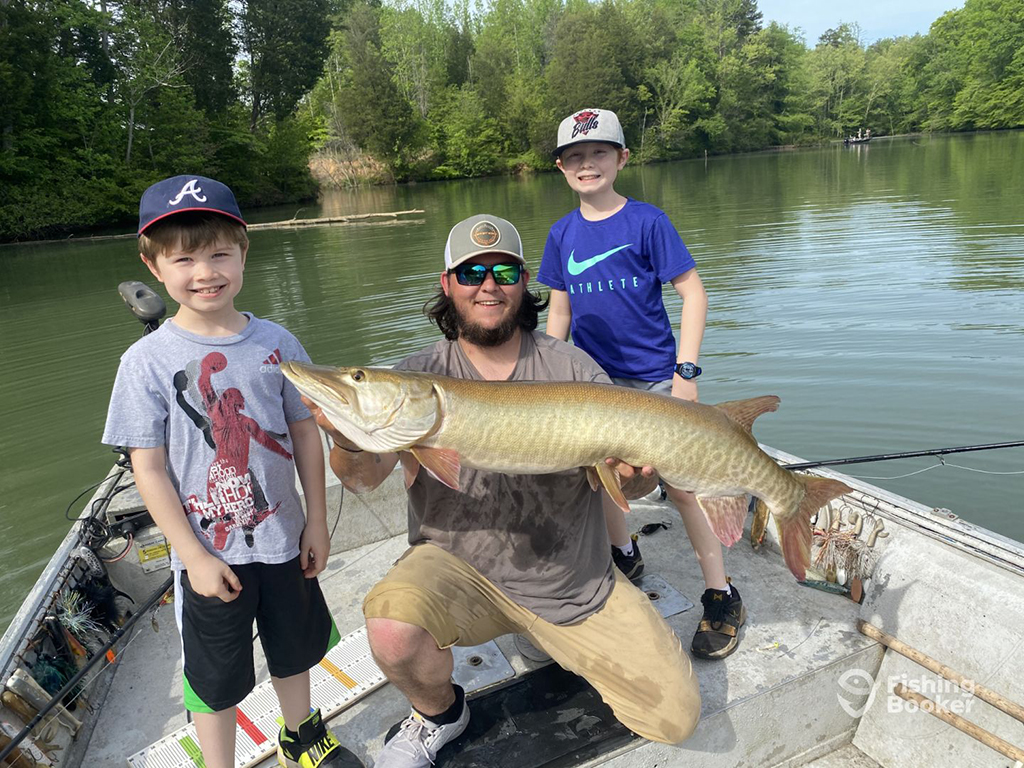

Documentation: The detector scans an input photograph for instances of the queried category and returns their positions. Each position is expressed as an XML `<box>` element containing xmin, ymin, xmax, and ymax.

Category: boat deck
<box><xmin>11</xmin><ymin>440</ymin><xmax>1022</xmax><ymax>768</ymax></box>
<box><xmin>81</xmin><ymin>463</ymin><xmax>883</xmax><ymax>767</ymax></box>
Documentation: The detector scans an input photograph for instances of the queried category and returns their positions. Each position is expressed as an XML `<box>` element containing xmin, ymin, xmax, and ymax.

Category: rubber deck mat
<box><xmin>389</xmin><ymin>664</ymin><xmax>640</xmax><ymax>768</ymax></box>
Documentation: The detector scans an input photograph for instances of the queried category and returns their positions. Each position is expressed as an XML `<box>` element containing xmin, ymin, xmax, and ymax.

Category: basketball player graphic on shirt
<box><xmin>176</xmin><ymin>351</ymin><xmax>291</xmax><ymax>550</ymax></box>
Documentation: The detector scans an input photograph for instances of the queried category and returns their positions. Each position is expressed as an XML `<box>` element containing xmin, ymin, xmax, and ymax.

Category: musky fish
<box><xmin>281</xmin><ymin>363</ymin><xmax>851</xmax><ymax>580</ymax></box>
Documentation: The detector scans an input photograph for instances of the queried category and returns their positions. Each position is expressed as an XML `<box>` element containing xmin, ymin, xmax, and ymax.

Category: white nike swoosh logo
<box><xmin>566</xmin><ymin>244</ymin><xmax>633</xmax><ymax>276</ymax></box>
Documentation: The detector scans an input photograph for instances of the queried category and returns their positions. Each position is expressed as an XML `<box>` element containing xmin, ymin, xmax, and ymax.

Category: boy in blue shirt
<box><xmin>538</xmin><ymin>109</ymin><xmax>746</xmax><ymax>660</ymax></box>
<box><xmin>102</xmin><ymin>176</ymin><xmax>361</xmax><ymax>767</ymax></box>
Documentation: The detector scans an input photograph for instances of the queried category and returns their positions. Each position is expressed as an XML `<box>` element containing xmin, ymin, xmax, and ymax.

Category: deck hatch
<box><xmin>633</xmin><ymin>573</ymin><xmax>694</xmax><ymax>618</ymax></box>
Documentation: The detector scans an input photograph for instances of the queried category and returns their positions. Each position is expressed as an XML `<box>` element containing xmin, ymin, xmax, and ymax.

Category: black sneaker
<box><xmin>691</xmin><ymin>582</ymin><xmax>746</xmax><ymax>660</ymax></box>
<box><xmin>278</xmin><ymin>708</ymin><xmax>364</xmax><ymax>768</ymax></box>
<box><xmin>611</xmin><ymin>534</ymin><xmax>645</xmax><ymax>582</ymax></box>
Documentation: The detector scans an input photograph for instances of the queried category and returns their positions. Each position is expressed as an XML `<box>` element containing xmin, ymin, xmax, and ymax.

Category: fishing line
<box><xmin>848</xmin><ymin>460</ymin><xmax>1024</xmax><ymax>481</ymax></box>
<box><xmin>943</xmin><ymin>463</ymin><xmax>1024</xmax><ymax>476</ymax></box>
<box><xmin>845</xmin><ymin>464</ymin><xmax>946</xmax><ymax>481</ymax></box>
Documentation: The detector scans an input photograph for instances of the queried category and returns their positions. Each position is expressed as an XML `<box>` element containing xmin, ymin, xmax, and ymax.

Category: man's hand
<box><xmin>603</xmin><ymin>457</ymin><xmax>660</xmax><ymax>500</ymax></box>
<box><xmin>301</xmin><ymin>395</ymin><xmax>361</xmax><ymax>451</ymax></box>
<box><xmin>604</xmin><ymin>456</ymin><xmax>656</xmax><ymax>480</ymax></box>
<box><xmin>299</xmin><ymin>519</ymin><xmax>330</xmax><ymax>578</ymax></box>
<box><xmin>186</xmin><ymin>553</ymin><xmax>243</xmax><ymax>602</ymax></box>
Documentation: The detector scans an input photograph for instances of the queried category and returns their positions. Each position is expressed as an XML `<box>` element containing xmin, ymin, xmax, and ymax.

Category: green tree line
<box><xmin>2</xmin><ymin>0</ymin><xmax>1022</xmax><ymax>241</ymax></box>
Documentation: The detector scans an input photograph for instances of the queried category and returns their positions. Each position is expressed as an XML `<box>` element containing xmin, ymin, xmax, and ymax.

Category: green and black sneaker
<box><xmin>278</xmin><ymin>709</ymin><xmax>364</xmax><ymax>768</ymax></box>
<box><xmin>691</xmin><ymin>581</ymin><xmax>746</xmax><ymax>660</ymax></box>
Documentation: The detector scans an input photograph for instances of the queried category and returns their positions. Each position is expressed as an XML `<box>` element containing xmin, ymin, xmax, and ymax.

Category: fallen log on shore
<box><xmin>248</xmin><ymin>209</ymin><xmax>424</xmax><ymax>230</ymax></box>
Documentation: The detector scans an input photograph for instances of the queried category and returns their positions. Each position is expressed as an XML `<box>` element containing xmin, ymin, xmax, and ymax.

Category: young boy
<box><xmin>102</xmin><ymin>176</ymin><xmax>362</xmax><ymax>768</ymax></box>
<box><xmin>538</xmin><ymin>109</ymin><xmax>746</xmax><ymax>660</ymax></box>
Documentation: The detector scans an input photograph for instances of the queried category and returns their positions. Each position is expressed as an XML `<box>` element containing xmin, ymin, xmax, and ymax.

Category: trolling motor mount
<box><xmin>117</xmin><ymin>281</ymin><xmax>166</xmax><ymax>335</ymax></box>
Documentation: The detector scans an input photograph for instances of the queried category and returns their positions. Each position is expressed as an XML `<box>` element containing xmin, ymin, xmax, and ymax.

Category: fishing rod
<box><xmin>782</xmin><ymin>440</ymin><xmax>1024</xmax><ymax>471</ymax></box>
<box><xmin>0</xmin><ymin>575</ymin><xmax>173</xmax><ymax>764</ymax></box>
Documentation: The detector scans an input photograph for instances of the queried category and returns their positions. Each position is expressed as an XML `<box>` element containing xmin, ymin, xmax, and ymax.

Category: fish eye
<box><xmin>352</xmin><ymin>370</ymin><xmax>365</xmax><ymax>382</ymax></box>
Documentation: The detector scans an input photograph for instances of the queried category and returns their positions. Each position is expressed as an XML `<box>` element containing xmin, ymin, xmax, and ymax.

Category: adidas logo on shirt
<box><xmin>260</xmin><ymin>348</ymin><xmax>282</xmax><ymax>373</ymax></box>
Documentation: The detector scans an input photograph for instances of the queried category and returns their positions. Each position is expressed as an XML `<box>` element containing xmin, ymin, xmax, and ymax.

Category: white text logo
<box><xmin>837</xmin><ymin>668</ymin><xmax>977</xmax><ymax>718</ymax></box>
<box><xmin>169</xmin><ymin>179</ymin><xmax>207</xmax><ymax>205</ymax></box>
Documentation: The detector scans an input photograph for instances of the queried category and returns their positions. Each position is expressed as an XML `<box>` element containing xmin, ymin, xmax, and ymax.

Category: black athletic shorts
<box><xmin>174</xmin><ymin>557</ymin><xmax>339</xmax><ymax>713</ymax></box>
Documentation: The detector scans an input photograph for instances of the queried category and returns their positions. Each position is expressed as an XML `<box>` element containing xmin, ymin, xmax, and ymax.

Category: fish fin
<box><xmin>411</xmin><ymin>447</ymin><xmax>461</xmax><ymax>490</ymax></box>
<box><xmin>713</xmin><ymin>396</ymin><xmax>781</xmax><ymax>434</ymax></box>
<box><xmin>775</xmin><ymin>475</ymin><xmax>853</xmax><ymax>580</ymax></box>
<box><xmin>585</xmin><ymin>466</ymin><xmax>601</xmax><ymax>492</ymax></box>
<box><xmin>399</xmin><ymin>452</ymin><xmax>421</xmax><ymax>489</ymax></box>
<box><xmin>695</xmin><ymin>495</ymin><xmax>749</xmax><ymax>546</ymax></box>
<box><xmin>751</xmin><ymin>497</ymin><xmax>770</xmax><ymax>549</ymax></box>
<box><xmin>594</xmin><ymin>463</ymin><xmax>631</xmax><ymax>513</ymax></box>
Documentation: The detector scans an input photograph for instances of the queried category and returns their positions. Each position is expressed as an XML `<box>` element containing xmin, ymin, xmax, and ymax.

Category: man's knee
<box><xmin>615</xmin><ymin>656</ymin><xmax>701</xmax><ymax>745</ymax></box>
<box><xmin>366</xmin><ymin>617</ymin><xmax>437</xmax><ymax>670</ymax></box>
<box><xmin>637</xmin><ymin>681</ymin><xmax>701</xmax><ymax>744</ymax></box>
<box><xmin>649</xmin><ymin>699</ymin><xmax>700</xmax><ymax>744</ymax></box>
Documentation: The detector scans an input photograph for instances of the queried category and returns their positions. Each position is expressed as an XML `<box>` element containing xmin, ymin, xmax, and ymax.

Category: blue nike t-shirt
<box><xmin>538</xmin><ymin>199</ymin><xmax>696</xmax><ymax>381</ymax></box>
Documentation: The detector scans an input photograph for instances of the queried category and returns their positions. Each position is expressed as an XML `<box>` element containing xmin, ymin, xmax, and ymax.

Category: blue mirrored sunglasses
<box><xmin>450</xmin><ymin>262</ymin><xmax>523</xmax><ymax>286</ymax></box>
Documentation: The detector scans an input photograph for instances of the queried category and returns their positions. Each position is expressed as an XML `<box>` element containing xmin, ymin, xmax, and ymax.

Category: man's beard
<box><xmin>453</xmin><ymin>294</ymin><xmax>524</xmax><ymax>347</ymax></box>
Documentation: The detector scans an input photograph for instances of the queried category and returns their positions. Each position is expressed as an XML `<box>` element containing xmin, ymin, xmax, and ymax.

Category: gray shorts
<box><xmin>610</xmin><ymin>377</ymin><xmax>673</xmax><ymax>395</ymax></box>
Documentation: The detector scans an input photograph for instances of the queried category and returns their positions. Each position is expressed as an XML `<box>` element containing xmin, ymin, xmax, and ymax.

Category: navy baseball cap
<box><xmin>138</xmin><ymin>175</ymin><xmax>247</xmax><ymax>236</ymax></box>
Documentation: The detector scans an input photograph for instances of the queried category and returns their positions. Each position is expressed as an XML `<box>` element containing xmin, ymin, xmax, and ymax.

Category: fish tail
<box><xmin>774</xmin><ymin>475</ymin><xmax>852</xmax><ymax>580</ymax></box>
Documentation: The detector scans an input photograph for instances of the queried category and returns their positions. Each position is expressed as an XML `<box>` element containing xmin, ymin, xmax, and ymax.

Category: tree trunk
<box><xmin>126</xmin><ymin>103</ymin><xmax>135</xmax><ymax>165</ymax></box>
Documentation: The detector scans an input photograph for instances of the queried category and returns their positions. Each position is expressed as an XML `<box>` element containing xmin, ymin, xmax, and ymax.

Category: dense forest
<box><xmin>1</xmin><ymin>0</ymin><xmax>1022</xmax><ymax>241</ymax></box>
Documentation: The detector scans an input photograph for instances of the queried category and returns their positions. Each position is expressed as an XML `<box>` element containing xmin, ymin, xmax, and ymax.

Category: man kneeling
<box><xmin>310</xmin><ymin>215</ymin><xmax>701</xmax><ymax>767</ymax></box>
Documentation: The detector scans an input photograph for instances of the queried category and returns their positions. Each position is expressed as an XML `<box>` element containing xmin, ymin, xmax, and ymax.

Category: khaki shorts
<box><xmin>363</xmin><ymin>543</ymin><xmax>700</xmax><ymax>744</ymax></box>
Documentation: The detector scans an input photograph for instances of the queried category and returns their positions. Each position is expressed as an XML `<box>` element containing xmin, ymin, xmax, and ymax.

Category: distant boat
<box><xmin>844</xmin><ymin>134</ymin><xmax>872</xmax><ymax>145</ymax></box>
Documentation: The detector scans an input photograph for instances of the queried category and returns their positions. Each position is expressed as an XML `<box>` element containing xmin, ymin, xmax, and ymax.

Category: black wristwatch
<box><xmin>674</xmin><ymin>362</ymin><xmax>702</xmax><ymax>380</ymax></box>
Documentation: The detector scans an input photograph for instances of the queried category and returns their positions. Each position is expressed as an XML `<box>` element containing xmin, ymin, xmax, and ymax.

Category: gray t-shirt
<box><xmin>102</xmin><ymin>315</ymin><xmax>312</xmax><ymax>569</ymax></box>
<box><xmin>395</xmin><ymin>331</ymin><xmax>615</xmax><ymax>624</ymax></box>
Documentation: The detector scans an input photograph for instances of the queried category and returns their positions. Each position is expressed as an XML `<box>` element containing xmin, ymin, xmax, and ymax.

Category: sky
<box><xmin>755</xmin><ymin>0</ymin><xmax>964</xmax><ymax>45</ymax></box>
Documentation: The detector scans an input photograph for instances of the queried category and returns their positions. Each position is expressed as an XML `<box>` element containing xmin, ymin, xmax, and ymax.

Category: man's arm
<box><xmin>670</xmin><ymin>268</ymin><xmax>708</xmax><ymax>402</ymax></box>
<box><xmin>129</xmin><ymin>446</ymin><xmax>242</xmax><ymax>601</ymax></box>
<box><xmin>545</xmin><ymin>289</ymin><xmax>573</xmax><ymax>341</ymax></box>
<box><xmin>290</xmin><ymin>416</ymin><xmax>330</xmax><ymax>577</ymax></box>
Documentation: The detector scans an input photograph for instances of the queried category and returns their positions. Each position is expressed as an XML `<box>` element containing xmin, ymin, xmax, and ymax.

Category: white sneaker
<box><xmin>375</xmin><ymin>700</ymin><xmax>470</xmax><ymax>767</ymax></box>
<box><xmin>512</xmin><ymin>633</ymin><xmax>552</xmax><ymax>663</ymax></box>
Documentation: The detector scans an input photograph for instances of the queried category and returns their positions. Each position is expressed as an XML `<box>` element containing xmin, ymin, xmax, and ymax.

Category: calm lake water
<box><xmin>2</xmin><ymin>132</ymin><xmax>1022</xmax><ymax>632</ymax></box>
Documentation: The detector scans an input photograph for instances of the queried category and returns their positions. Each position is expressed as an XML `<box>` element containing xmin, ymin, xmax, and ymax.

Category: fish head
<box><xmin>280</xmin><ymin>363</ymin><xmax>441</xmax><ymax>452</ymax></box>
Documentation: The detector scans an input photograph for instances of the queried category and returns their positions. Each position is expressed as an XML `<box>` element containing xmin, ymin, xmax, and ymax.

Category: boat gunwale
<box><xmin>0</xmin><ymin>471</ymin><xmax>125</xmax><ymax>682</ymax></box>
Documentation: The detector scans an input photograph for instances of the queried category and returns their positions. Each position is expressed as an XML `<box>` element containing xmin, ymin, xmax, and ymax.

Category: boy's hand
<box><xmin>300</xmin><ymin>396</ymin><xmax>362</xmax><ymax>452</ymax></box>
<box><xmin>187</xmin><ymin>554</ymin><xmax>242</xmax><ymax>602</ymax></box>
<box><xmin>299</xmin><ymin>520</ymin><xmax>331</xmax><ymax>578</ymax></box>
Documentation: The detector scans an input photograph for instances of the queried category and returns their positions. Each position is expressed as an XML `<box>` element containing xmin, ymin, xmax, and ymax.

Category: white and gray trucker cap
<box><xmin>554</xmin><ymin>108</ymin><xmax>626</xmax><ymax>156</ymax></box>
<box><xmin>444</xmin><ymin>214</ymin><xmax>525</xmax><ymax>269</ymax></box>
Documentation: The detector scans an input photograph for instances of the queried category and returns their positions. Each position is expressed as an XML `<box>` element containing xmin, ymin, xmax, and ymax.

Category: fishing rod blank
<box><xmin>782</xmin><ymin>440</ymin><xmax>1024</xmax><ymax>471</ymax></box>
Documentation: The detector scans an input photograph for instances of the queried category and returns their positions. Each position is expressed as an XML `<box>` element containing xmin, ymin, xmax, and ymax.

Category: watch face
<box><xmin>676</xmin><ymin>363</ymin><xmax>700</xmax><ymax>379</ymax></box>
